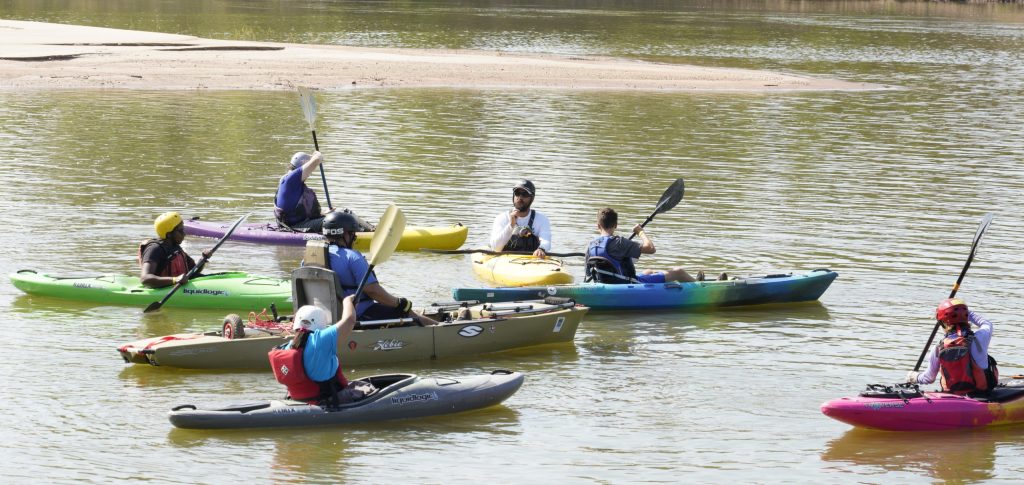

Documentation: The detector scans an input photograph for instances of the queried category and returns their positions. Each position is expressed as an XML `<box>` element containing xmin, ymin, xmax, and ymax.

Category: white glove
<box><xmin>906</xmin><ymin>371</ymin><xmax>920</xmax><ymax>384</ymax></box>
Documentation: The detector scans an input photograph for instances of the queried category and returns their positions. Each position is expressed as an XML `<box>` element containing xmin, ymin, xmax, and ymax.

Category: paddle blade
<box><xmin>971</xmin><ymin>213</ymin><xmax>994</xmax><ymax>252</ymax></box>
<box><xmin>654</xmin><ymin>178</ymin><xmax>685</xmax><ymax>215</ymax></box>
<box><xmin>143</xmin><ymin>301</ymin><xmax>161</xmax><ymax>313</ymax></box>
<box><xmin>368</xmin><ymin>204</ymin><xmax>406</xmax><ymax>266</ymax></box>
<box><xmin>298</xmin><ymin>87</ymin><xmax>318</xmax><ymax>130</ymax></box>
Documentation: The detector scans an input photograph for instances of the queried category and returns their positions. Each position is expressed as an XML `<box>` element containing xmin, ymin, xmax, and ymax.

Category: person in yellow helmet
<box><xmin>138</xmin><ymin>212</ymin><xmax>213</xmax><ymax>288</ymax></box>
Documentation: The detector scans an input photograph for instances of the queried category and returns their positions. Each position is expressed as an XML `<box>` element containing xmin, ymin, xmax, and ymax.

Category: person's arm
<box><xmin>140</xmin><ymin>261</ymin><xmax>176</xmax><ymax>288</ymax></box>
<box><xmin>335</xmin><ymin>295</ymin><xmax>358</xmax><ymax>346</ymax></box>
<box><xmin>534</xmin><ymin>212</ymin><xmax>552</xmax><ymax>257</ymax></box>
<box><xmin>633</xmin><ymin>224</ymin><xmax>656</xmax><ymax>254</ymax></box>
<box><xmin>299</xmin><ymin>151</ymin><xmax>324</xmax><ymax>181</ymax></box>
<box><xmin>970</xmin><ymin>310</ymin><xmax>993</xmax><ymax>365</ymax></box>
<box><xmin>363</xmin><ymin>282</ymin><xmax>399</xmax><ymax>307</ymax></box>
<box><xmin>908</xmin><ymin>346</ymin><xmax>940</xmax><ymax>384</ymax></box>
<box><xmin>490</xmin><ymin>212</ymin><xmax>514</xmax><ymax>251</ymax></box>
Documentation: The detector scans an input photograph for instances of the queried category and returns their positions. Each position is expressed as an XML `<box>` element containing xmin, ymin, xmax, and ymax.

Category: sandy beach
<box><xmin>0</xmin><ymin>19</ymin><xmax>883</xmax><ymax>92</ymax></box>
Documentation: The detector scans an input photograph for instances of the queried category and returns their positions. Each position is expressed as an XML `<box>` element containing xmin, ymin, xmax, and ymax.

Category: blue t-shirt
<box><xmin>275</xmin><ymin>168</ymin><xmax>305</xmax><ymax>211</ymax></box>
<box><xmin>327</xmin><ymin>244</ymin><xmax>378</xmax><ymax>315</ymax></box>
<box><xmin>302</xmin><ymin>325</ymin><xmax>339</xmax><ymax>382</ymax></box>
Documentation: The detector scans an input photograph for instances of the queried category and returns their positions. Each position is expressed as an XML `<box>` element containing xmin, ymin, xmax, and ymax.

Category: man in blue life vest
<box><xmin>274</xmin><ymin>151</ymin><xmax>373</xmax><ymax>233</ymax></box>
<box><xmin>907</xmin><ymin>298</ymin><xmax>998</xmax><ymax>395</ymax></box>
<box><xmin>139</xmin><ymin>211</ymin><xmax>212</xmax><ymax>288</ymax></box>
<box><xmin>489</xmin><ymin>179</ymin><xmax>551</xmax><ymax>258</ymax></box>
<box><xmin>584</xmin><ymin>207</ymin><xmax>714</xmax><ymax>284</ymax></box>
<box><xmin>269</xmin><ymin>296</ymin><xmax>374</xmax><ymax>406</ymax></box>
<box><xmin>317</xmin><ymin>211</ymin><xmax>439</xmax><ymax>325</ymax></box>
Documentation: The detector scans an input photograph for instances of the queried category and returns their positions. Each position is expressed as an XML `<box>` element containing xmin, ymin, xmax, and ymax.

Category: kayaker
<box><xmin>139</xmin><ymin>211</ymin><xmax>212</xmax><ymax>288</ymax></box>
<box><xmin>316</xmin><ymin>210</ymin><xmax>440</xmax><ymax>325</ymax></box>
<box><xmin>269</xmin><ymin>297</ymin><xmax>375</xmax><ymax>406</ymax></box>
<box><xmin>489</xmin><ymin>179</ymin><xmax>551</xmax><ymax>258</ymax></box>
<box><xmin>275</xmin><ymin>151</ymin><xmax>373</xmax><ymax>233</ymax></box>
<box><xmin>584</xmin><ymin>207</ymin><xmax>719</xmax><ymax>284</ymax></box>
<box><xmin>906</xmin><ymin>298</ymin><xmax>999</xmax><ymax>395</ymax></box>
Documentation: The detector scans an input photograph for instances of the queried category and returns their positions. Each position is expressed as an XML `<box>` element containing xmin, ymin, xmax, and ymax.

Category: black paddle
<box><xmin>421</xmin><ymin>248</ymin><xmax>585</xmax><ymax>258</ymax></box>
<box><xmin>143</xmin><ymin>212</ymin><xmax>251</xmax><ymax>313</ymax></box>
<box><xmin>912</xmin><ymin>213</ymin><xmax>994</xmax><ymax>371</ymax></box>
<box><xmin>298</xmin><ymin>87</ymin><xmax>333</xmax><ymax>210</ymax></box>
<box><xmin>628</xmin><ymin>178</ymin><xmax>685</xmax><ymax>240</ymax></box>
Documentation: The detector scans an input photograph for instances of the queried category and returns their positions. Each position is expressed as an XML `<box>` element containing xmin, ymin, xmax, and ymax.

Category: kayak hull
<box><xmin>821</xmin><ymin>380</ymin><xmax>1024</xmax><ymax>431</ymax></box>
<box><xmin>119</xmin><ymin>300</ymin><xmax>586</xmax><ymax>369</ymax></box>
<box><xmin>471</xmin><ymin>252</ymin><xmax>574</xmax><ymax>287</ymax></box>
<box><xmin>168</xmin><ymin>371</ymin><xmax>524</xmax><ymax>429</ymax></box>
<box><xmin>453</xmin><ymin>269</ymin><xmax>837</xmax><ymax>310</ymax></box>
<box><xmin>10</xmin><ymin>270</ymin><xmax>292</xmax><ymax>312</ymax></box>
<box><xmin>184</xmin><ymin>219</ymin><xmax>467</xmax><ymax>250</ymax></box>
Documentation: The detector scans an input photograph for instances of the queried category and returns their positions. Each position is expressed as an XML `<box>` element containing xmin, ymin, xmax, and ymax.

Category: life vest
<box><xmin>274</xmin><ymin>183</ymin><xmax>322</xmax><ymax>227</ymax></box>
<box><xmin>585</xmin><ymin>235</ymin><xmax>637</xmax><ymax>284</ymax></box>
<box><xmin>268</xmin><ymin>341</ymin><xmax>348</xmax><ymax>404</ymax></box>
<box><xmin>137</xmin><ymin>239</ymin><xmax>194</xmax><ymax>277</ymax></box>
<box><xmin>937</xmin><ymin>327</ymin><xmax>998</xmax><ymax>395</ymax></box>
<box><xmin>503</xmin><ymin>210</ymin><xmax>540</xmax><ymax>252</ymax></box>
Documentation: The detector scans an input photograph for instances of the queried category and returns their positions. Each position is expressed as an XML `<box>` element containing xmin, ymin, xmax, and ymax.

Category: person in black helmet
<box><xmin>318</xmin><ymin>210</ymin><xmax>439</xmax><ymax>325</ymax></box>
<box><xmin>489</xmin><ymin>179</ymin><xmax>551</xmax><ymax>258</ymax></box>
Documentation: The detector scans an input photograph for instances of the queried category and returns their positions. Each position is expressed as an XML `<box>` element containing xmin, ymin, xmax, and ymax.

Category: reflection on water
<box><xmin>2</xmin><ymin>0</ymin><xmax>1024</xmax><ymax>482</ymax></box>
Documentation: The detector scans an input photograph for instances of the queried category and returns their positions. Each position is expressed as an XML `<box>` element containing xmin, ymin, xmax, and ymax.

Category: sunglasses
<box><xmin>513</xmin><ymin>190</ymin><xmax>533</xmax><ymax>197</ymax></box>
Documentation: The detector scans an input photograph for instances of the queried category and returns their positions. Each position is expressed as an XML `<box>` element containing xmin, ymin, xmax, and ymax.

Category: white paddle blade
<box><xmin>298</xmin><ymin>87</ymin><xmax>318</xmax><ymax>130</ymax></box>
<box><xmin>368</xmin><ymin>204</ymin><xmax>407</xmax><ymax>265</ymax></box>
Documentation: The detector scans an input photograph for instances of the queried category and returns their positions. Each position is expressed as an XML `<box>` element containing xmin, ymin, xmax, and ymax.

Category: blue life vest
<box><xmin>585</xmin><ymin>235</ymin><xmax>637</xmax><ymax>284</ymax></box>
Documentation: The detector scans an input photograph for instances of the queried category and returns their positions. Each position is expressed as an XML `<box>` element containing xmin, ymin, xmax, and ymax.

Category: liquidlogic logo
<box><xmin>458</xmin><ymin>325</ymin><xmax>484</xmax><ymax>338</ymax></box>
<box><xmin>182</xmin><ymin>288</ymin><xmax>228</xmax><ymax>296</ymax></box>
<box><xmin>865</xmin><ymin>402</ymin><xmax>906</xmax><ymax>410</ymax></box>
<box><xmin>72</xmin><ymin>283</ymin><xmax>95</xmax><ymax>289</ymax></box>
<box><xmin>372</xmin><ymin>339</ymin><xmax>405</xmax><ymax>351</ymax></box>
<box><xmin>391</xmin><ymin>392</ymin><xmax>439</xmax><ymax>406</ymax></box>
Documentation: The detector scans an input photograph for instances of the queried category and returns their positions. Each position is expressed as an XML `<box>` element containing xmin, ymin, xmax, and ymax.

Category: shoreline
<box><xmin>0</xmin><ymin>20</ymin><xmax>887</xmax><ymax>92</ymax></box>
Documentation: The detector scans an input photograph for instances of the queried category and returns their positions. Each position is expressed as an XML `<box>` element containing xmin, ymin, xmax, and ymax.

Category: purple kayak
<box><xmin>184</xmin><ymin>218</ymin><xmax>468</xmax><ymax>251</ymax></box>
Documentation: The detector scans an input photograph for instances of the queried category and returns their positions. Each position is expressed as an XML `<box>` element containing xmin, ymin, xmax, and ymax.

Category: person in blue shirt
<box><xmin>274</xmin><ymin>151</ymin><xmax>373</xmax><ymax>233</ymax></box>
<box><xmin>319</xmin><ymin>211</ymin><xmax>439</xmax><ymax>325</ymax></box>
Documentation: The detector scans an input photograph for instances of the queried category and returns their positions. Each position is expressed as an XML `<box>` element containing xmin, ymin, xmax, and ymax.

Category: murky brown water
<box><xmin>2</xmin><ymin>1</ymin><xmax>1024</xmax><ymax>482</ymax></box>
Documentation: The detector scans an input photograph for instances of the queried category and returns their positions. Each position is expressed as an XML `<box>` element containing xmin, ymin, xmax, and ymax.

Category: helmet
<box><xmin>293</xmin><ymin>305</ymin><xmax>330</xmax><ymax>332</ymax></box>
<box><xmin>936</xmin><ymin>298</ymin><xmax>969</xmax><ymax>325</ymax></box>
<box><xmin>154</xmin><ymin>211</ymin><xmax>183</xmax><ymax>239</ymax></box>
<box><xmin>322</xmin><ymin>211</ymin><xmax>362</xmax><ymax>236</ymax></box>
<box><xmin>289</xmin><ymin>151</ymin><xmax>311</xmax><ymax>170</ymax></box>
<box><xmin>513</xmin><ymin>179</ymin><xmax>535</xmax><ymax>197</ymax></box>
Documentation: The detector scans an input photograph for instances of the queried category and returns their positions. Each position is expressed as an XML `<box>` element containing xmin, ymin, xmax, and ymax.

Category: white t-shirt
<box><xmin>489</xmin><ymin>210</ymin><xmax>552</xmax><ymax>252</ymax></box>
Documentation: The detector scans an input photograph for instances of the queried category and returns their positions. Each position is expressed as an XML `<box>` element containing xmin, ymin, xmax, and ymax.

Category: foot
<box><xmin>717</xmin><ymin>272</ymin><xmax>728</xmax><ymax>281</ymax></box>
<box><xmin>696</xmin><ymin>271</ymin><xmax>705</xmax><ymax>281</ymax></box>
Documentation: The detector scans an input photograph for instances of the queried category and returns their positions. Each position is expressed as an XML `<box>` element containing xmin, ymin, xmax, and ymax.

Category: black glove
<box><xmin>395</xmin><ymin>297</ymin><xmax>412</xmax><ymax>315</ymax></box>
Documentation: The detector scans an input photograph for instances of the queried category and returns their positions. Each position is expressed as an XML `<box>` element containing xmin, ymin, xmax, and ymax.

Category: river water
<box><xmin>2</xmin><ymin>1</ymin><xmax>1024</xmax><ymax>483</ymax></box>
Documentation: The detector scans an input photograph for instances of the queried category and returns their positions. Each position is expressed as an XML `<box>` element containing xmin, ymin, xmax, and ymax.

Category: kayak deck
<box><xmin>471</xmin><ymin>252</ymin><xmax>574</xmax><ymax>287</ymax></box>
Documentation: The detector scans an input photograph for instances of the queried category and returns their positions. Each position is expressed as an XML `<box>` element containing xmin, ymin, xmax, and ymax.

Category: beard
<box><xmin>513</xmin><ymin>198</ymin><xmax>532</xmax><ymax>212</ymax></box>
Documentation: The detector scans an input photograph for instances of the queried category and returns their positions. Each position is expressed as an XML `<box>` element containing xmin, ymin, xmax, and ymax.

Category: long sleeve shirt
<box><xmin>489</xmin><ymin>210</ymin><xmax>552</xmax><ymax>252</ymax></box>
<box><xmin>915</xmin><ymin>310</ymin><xmax>993</xmax><ymax>385</ymax></box>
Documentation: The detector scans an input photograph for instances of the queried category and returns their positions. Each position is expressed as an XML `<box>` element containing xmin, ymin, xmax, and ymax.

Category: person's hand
<box><xmin>173</xmin><ymin>274</ymin><xmax>189</xmax><ymax>286</ymax></box>
<box><xmin>201</xmin><ymin>249</ymin><xmax>213</xmax><ymax>259</ymax></box>
<box><xmin>632</xmin><ymin>224</ymin><xmax>645</xmax><ymax>236</ymax></box>
<box><xmin>533</xmin><ymin>248</ymin><xmax>547</xmax><ymax>259</ymax></box>
<box><xmin>509</xmin><ymin>209</ymin><xmax>519</xmax><ymax>227</ymax></box>
<box><xmin>395</xmin><ymin>297</ymin><xmax>412</xmax><ymax>315</ymax></box>
<box><xmin>906</xmin><ymin>371</ymin><xmax>920</xmax><ymax>384</ymax></box>
<box><xmin>311</xmin><ymin>151</ymin><xmax>323</xmax><ymax>163</ymax></box>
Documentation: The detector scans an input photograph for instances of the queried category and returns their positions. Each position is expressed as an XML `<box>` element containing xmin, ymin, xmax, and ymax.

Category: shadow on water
<box><xmin>821</xmin><ymin>425</ymin><xmax>1024</xmax><ymax>482</ymax></box>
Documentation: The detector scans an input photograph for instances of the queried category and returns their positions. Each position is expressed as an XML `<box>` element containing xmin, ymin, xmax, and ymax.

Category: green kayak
<box><xmin>9</xmin><ymin>270</ymin><xmax>292</xmax><ymax>312</ymax></box>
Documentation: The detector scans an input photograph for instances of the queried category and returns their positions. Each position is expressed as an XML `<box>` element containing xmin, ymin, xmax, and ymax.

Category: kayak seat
<box><xmin>291</xmin><ymin>266</ymin><xmax>342</xmax><ymax>323</ymax></box>
<box><xmin>971</xmin><ymin>386</ymin><xmax>1024</xmax><ymax>403</ymax></box>
<box><xmin>585</xmin><ymin>257</ymin><xmax>634</xmax><ymax>284</ymax></box>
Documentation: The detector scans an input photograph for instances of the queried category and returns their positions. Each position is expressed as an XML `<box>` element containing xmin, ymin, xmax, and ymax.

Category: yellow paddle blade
<box><xmin>368</xmin><ymin>203</ymin><xmax>406</xmax><ymax>266</ymax></box>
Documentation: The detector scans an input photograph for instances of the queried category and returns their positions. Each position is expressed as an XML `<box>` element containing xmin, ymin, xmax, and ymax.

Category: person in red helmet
<box><xmin>907</xmin><ymin>298</ymin><xmax>999</xmax><ymax>395</ymax></box>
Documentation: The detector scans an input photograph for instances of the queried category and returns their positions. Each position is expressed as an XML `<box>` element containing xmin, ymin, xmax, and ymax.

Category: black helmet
<box><xmin>323</xmin><ymin>211</ymin><xmax>362</xmax><ymax>236</ymax></box>
<box><xmin>513</xmin><ymin>179</ymin><xmax>535</xmax><ymax>197</ymax></box>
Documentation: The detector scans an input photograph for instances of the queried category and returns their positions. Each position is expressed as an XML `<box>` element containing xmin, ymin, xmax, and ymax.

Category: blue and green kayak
<box><xmin>452</xmin><ymin>269</ymin><xmax>837</xmax><ymax>310</ymax></box>
<box><xmin>9</xmin><ymin>270</ymin><xmax>292</xmax><ymax>311</ymax></box>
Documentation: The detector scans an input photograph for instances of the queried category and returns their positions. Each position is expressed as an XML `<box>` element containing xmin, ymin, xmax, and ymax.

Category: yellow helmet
<box><xmin>154</xmin><ymin>211</ymin><xmax>183</xmax><ymax>239</ymax></box>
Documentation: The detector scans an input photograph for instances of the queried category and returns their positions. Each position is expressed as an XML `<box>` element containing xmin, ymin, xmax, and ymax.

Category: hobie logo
<box><xmin>458</xmin><ymin>325</ymin><xmax>484</xmax><ymax>338</ymax></box>
<box><xmin>372</xmin><ymin>339</ymin><xmax>405</xmax><ymax>351</ymax></box>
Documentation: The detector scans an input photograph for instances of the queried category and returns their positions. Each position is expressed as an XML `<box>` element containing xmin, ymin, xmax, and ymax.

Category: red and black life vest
<box><xmin>938</xmin><ymin>327</ymin><xmax>998</xmax><ymax>395</ymax></box>
<box><xmin>138</xmin><ymin>239</ymin><xmax>194</xmax><ymax>277</ymax></box>
<box><xmin>268</xmin><ymin>341</ymin><xmax>348</xmax><ymax>404</ymax></box>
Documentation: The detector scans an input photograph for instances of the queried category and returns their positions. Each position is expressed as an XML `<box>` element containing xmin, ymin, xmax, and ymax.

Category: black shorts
<box><xmin>358</xmin><ymin>303</ymin><xmax>407</xmax><ymax>321</ymax></box>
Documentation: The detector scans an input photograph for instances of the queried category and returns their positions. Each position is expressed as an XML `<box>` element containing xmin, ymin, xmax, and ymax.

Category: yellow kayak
<box><xmin>471</xmin><ymin>252</ymin><xmax>574</xmax><ymax>287</ymax></box>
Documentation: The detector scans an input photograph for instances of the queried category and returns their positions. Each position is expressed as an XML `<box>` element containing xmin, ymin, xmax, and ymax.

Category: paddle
<box><xmin>298</xmin><ymin>87</ymin><xmax>333</xmax><ymax>211</ymax></box>
<box><xmin>143</xmin><ymin>212</ymin><xmax>251</xmax><ymax>313</ymax></box>
<box><xmin>628</xmin><ymin>178</ymin><xmax>685</xmax><ymax>240</ymax></box>
<box><xmin>421</xmin><ymin>248</ymin><xmax>585</xmax><ymax>258</ymax></box>
<box><xmin>351</xmin><ymin>204</ymin><xmax>406</xmax><ymax>305</ymax></box>
<box><xmin>912</xmin><ymin>213</ymin><xmax>994</xmax><ymax>371</ymax></box>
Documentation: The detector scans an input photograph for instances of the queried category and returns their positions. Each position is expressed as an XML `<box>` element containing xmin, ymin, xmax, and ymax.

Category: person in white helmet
<box><xmin>268</xmin><ymin>296</ymin><xmax>374</xmax><ymax>406</ymax></box>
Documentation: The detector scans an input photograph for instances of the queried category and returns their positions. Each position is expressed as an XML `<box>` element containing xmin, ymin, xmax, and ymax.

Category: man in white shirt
<box><xmin>489</xmin><ymin>179</ymin><xmax>551</xmax><ymax>258</ymax></box>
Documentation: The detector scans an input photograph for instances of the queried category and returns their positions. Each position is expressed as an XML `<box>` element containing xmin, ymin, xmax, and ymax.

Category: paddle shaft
<box><xmin>423</xmin><ymin>249</ymin><xmax>584</xmax><ymax>257</ymax></box>
<box><xmin>627</xmin><ymin>214</ymin><xmax>657</xmax><ymax>241</ymax></box>
<box><xmin>309</xmin><ymin>130</ymin><xmax>333</xmax><ymax>210</ymax></box>
<box><xmin>912</xmin><ymin>214</ymin><xmax>993</xmax><ymax>371</ymax></box>
<box><xmin>144</xmin><ymin>213</ymin><xmax>250</xmax><ymax>313</ymax></box>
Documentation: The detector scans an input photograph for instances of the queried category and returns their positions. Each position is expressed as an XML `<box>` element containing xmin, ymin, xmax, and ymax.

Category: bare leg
<box><xmin>663</xmin><ymin>267</ymin><xmax>697</xmax><ymax>283</ymax></box>
<box><xmin>411</xmin><ymin>311</ymin><xmax>441</xmax><ymax>326</ymax></box>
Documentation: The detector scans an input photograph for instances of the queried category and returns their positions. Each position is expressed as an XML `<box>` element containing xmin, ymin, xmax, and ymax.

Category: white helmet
<box><xmin>292</xmin><ymin>305</ymin><xmax>329</xmax><ymax>332</ymax></box>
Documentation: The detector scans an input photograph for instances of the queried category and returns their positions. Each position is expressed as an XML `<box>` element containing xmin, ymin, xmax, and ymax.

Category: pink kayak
<box><xmin>821</xmin><ymin>379</ymin><xmax>1024</xmax><ymax>431</ymax></box>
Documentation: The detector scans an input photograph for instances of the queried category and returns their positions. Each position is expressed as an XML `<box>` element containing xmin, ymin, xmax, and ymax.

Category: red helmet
<box><xmin>936</xmin><ymin>298</ymin><xmax>969</xmax><ymax>325</ymax></box>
